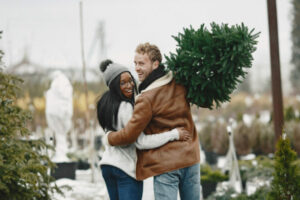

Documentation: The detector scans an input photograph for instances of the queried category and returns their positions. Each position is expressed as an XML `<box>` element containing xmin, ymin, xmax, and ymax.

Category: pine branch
<box><xmin>165</xmin><ymin>23</ymin><xmax>260</xmax><ymax>109</ymax></box>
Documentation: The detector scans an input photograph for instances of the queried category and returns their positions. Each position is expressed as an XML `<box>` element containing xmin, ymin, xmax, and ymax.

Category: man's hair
<box><xmin>135</xmin><ymin>42</ymin><xmax>162</xmax><ymax>63</ymax></box>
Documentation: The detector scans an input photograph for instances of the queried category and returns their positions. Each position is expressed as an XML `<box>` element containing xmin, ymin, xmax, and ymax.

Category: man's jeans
<box><xmin>154</xmin><ymin>163</ymin><xmax>201</xmax><ymax>200</ymax></box>
<box><xmin>101</xmin><ymin>165</ymin><xmax>143</xmax><ymax>200</ymax></box>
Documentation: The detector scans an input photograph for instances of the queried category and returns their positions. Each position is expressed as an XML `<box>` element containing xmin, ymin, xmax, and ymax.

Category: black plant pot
<box><xmin>202</xmin><ymin>181</ymin><xmax>217</xmax><ymax>198</ymax></box>
<box><xmin>204</xmin><ymin>151</ymin><xmax>218</xmax><ymax>165</ymax></box>
<box><xmin>77</xmin><ymin>160</ymin><xmax>90</xmax><ymax>170</ymax></box>
<box><xmin>51</xmin><ymin>162</ymin><xmax>77</xmax><ymax>180</ymax></box>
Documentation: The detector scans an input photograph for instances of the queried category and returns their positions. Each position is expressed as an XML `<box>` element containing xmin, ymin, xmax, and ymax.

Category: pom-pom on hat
<box><xmin>100</xmin><ymin>59</ymin><xmax>130</xmax><ymax>86</ymax></box>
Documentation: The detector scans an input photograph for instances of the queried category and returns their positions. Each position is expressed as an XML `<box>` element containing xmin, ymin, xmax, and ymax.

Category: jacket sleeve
<box><xmin>135</xmin><ymin>129</ymin><xmax>179</xmax><ymax>150</ymax></box>
<box><xmin>108</xmin><ymin>95</ymin><xmax>153</xmax><ymax>146</ymax></box>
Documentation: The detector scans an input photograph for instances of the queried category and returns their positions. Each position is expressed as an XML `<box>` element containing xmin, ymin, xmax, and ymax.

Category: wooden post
<box><xmin>267</xmin><ymin>0</ymin><xmax>284</xmax><ymax>142</ymax></box>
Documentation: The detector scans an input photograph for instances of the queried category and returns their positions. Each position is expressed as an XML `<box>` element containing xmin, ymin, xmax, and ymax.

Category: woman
<box><xmin>97</xmin><ymin>59</ymin><xmax>190</xmax><ymax>200</ymax></box>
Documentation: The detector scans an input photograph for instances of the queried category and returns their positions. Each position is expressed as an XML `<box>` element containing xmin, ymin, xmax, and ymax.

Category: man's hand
<box><xmin>177</xmin><ymin>127</ymin><xmax>191</xmax><ymax>141</ymax></box>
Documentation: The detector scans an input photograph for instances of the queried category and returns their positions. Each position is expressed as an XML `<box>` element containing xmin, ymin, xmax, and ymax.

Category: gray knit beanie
<box><xmin>101</xmin><ymin>62</ymin><xmax>129</xmax><ymax>86</ymax></box>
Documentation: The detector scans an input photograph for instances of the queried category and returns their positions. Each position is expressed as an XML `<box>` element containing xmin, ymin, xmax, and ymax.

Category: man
<box><xmin>107</xmin><ymin>42</ymin><xmax>201</xmax><ymax>200</ymax></box>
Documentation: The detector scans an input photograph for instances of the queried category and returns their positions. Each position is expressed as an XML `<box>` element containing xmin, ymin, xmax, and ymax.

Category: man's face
<box><xmin>134</xmin><ymin>53</ymin><xmax>159</xmax><ymax>82</ymax></box>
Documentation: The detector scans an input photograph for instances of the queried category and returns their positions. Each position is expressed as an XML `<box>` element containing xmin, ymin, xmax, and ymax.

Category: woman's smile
<box><xmin>120</xmin><ymin>72</ymin><xmax>135</xmax><ymax>98</ymax></box>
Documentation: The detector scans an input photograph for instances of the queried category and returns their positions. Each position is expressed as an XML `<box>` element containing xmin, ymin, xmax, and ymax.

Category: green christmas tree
<box><xmin>0</xmin><ymin>31</ymin><xmax>62</xmax><ymax>200</ymax></box>
<box><xmin>165</xmin><ymin>23</ymin><xmax>259</xmax><ymax>109</ymax></box>
<box><xmin>268</xmin><ymin>133</ymin><xmax>300</xmax><ymax>200</ymax></box>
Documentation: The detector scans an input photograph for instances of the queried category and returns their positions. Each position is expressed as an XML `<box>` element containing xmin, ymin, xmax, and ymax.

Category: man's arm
<box><xmin>108</xmin><ymin>95</ymin><xmax>153</xmax><ymax>146</ymax></box>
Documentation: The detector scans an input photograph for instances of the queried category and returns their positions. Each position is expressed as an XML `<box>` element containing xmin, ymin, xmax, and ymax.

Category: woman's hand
<box><xmin>177</xmin><ymin>127</ymin><xmax>191</xmax><ymax>141</ymax></box>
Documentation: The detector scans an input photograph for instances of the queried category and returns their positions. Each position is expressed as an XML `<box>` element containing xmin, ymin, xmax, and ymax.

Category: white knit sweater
<box><xmin>99</xmin><ymin>101</ymin><xmax>179</xmax><ymax>179</ymax></box>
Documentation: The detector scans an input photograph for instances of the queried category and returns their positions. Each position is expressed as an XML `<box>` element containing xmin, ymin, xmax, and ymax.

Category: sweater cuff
<box><xmin>103</xmin><ymin>131</ymin><xmax>112</xmax><ymax>146</ymax></box>
<box><xmin>171</xmin><ymin>128</ymin><xmax>180</xmax><ymax>140</ymax></box>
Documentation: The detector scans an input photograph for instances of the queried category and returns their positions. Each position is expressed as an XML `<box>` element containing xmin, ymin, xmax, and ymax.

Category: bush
<box><xmin>201</xmin><ymin>164</ymin><xmax>228</xmax><ymax>198</ymax></box>
<box><xmin>165</xmin><ymin>23</ymin><xmax>259</xmax><ymax>108</ymax></box>
<box><xmin>199</xmin><ymin>122</ymin><xmax>229</xmax><ymax>156</ymax></box>
<box><xmin>234</xmin><ymin>123</ymin><xmax>252</xmax><ymax>155</ymax></box>
<box><xmin>284</xmin><ymin>106</ymin><xmax>296</xmax><ymax>121</ymax></box>
<box><xmin>0</xmin><ymin>32</ymin><xmax>61</xmax><ymax>200</ymax></box>
<box><xmin>293</xmin><ymin>123</ymin><xmax>300</xmax><ymax>155</ymax></box>
<box><xmin>210</xmin><ymin>122</ymin><xmax>229</xmax><ymax>155</ymax></box>
<box><xmin>199</xmin><ymin>122</ymin><xmax>214</xmax><ymax>152</ymax></box>
<box><xmin>207</xmin><ymin>186</ymin><xmax>270</xmax><ymax>200</ymax></box>
<box><xmin>268</xmin><ymin>134</ymin><xmax>300</xmax><ymax>200</ymax></box>
<box><xmin>234</xmin><ymin>186</ymin><xmax>271</xmax><ymax>200</ymax></box>
<box><xmin>239</xmin><ymin>156</ymin><xmax>273</xmax><ymax>190</ymax></box>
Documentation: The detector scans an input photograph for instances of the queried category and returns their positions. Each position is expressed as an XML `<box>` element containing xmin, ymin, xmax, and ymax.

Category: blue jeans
<box><xmin>154</xmin><ymin>163</ymin><xmax>201</xmax><ymax>200</ymax></box>
<box><xmin>101</xmin><ymin>165</ymin><xmax>143</xmax><ymax>200</ymax></box>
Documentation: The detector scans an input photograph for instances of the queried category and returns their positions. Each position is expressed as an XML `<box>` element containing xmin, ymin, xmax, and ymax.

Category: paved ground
<box><xmin>52</xmin><ymin>169</ymin><xmax>157</xmax><ymax>200</ymax></box>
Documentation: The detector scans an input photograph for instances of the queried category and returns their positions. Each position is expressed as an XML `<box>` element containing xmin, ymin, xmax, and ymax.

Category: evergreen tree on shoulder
<box><xmin>268</xmin><ymin>133</ymin><xmax>300</xmax><ymax>200</ymax></box>
<box><xmin>165</xmin><ymin>23</ymin><xmax>259</xmax><ymax>109</ymax></box>
<box><xmin>0</xmin><ymin>31</ymin><xmax>62</xmax><ymax>200</ymax></box>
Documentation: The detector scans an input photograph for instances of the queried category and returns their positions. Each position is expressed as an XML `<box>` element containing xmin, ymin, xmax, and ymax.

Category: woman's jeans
<box><xmin>154</xmin><ymin>163</ymin><xmax>201</xmax><ymax>200</ymax></box>
<box><xmin>101</xmin><ymin>165</ymin><xmax>143</xmax><ymax>200</ymax></box>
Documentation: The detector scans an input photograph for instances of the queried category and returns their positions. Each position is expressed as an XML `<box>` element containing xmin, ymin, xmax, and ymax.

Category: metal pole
<box><xmin>267</xmin><ymin>0</ymin><xmax>284</xmax><ymax>142</ymax></box>
<box><xmin>79</xmin><ymin>1</ymin><xmax>89</xmax><ymax>122</ymax></box>
<box><xmin>79</xmin><ymin>0</ymin><xmax>95</xmax><ymax>183</ymax></box>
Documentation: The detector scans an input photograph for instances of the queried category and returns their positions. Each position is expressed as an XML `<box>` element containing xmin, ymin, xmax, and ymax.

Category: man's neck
<box><xmin>138</xmin><ymin>64</ymin><xmax>166</xmax><ymax>93</ymax></box>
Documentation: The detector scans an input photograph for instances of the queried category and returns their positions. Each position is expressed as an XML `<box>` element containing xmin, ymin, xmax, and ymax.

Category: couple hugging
<box><xmin>96</xmin><ymin>42</ymin><xmax>201</xmax><ymax>200</ymax></box>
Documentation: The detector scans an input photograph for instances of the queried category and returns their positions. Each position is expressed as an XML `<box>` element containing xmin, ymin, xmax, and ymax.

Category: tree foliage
<box><xmin>290</xmin><ymin>0</ymin><xmax>300</xmax><ymax>92</ymax></box>
<box><xmin>165</xmin><ymin>23</ymin><xmax>259</xmax><ymax>108</ymax></box>
<box><xmin>0</xmin><ymin>31</ymin><xmax>61</xmax><ymax>200</ymax></box>
<box><xmin>267</xmin><ymin>134</ymin><xmax>300</xmax><ymax>200</ymax></box>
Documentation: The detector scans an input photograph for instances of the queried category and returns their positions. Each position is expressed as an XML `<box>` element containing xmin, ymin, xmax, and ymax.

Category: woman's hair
<box><xmin>96</xmin><ymin>59</ymin><xmax>137</xmax><ymax>131</ymax></box>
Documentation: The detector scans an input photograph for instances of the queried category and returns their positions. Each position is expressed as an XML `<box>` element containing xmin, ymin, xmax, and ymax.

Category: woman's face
<box><xmin>120</xmin><ymin>72</ymin><xmax>134</xmax><ymax>98</ymax></box>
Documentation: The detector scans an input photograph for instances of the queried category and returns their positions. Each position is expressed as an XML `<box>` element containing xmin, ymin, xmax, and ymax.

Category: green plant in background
<box><xmin>234</xmin><ymin>186</ymin><xmax>271</xmax><ymax>200</ymax></box>
<box><xmin>239</xmin><ymin>156</ymin><xmax>274</xmax><ymax>190</ymax></box>
<box><xmin>207</xmin><ymin>186</ymin><xmax>271</xmax><ymax>200</ymax></box>
<box><xmin>284</xmin><ymin>121</ymin><xmax>300</xmax><ymax>155</ymax></box>
<box><xmin>267</xmin><ymin>134</ymin><xmax>300</xmax><ymax>200</ymax></box>
<box><xmin>207</xmin><ymin>156</ymin><xmax>274</xmax><ymax>200</ymax></box>
<box><xmin>284</xmin><ymin>106</ymin><xmax>296</xmax><ymax>121</ymax></box>
<box><xmin>201</xmin><ymin>164</ymin><xmax>228</xmax><ymax>198</ymax></box>
<box><xmin>165</xmin><ymin>23</ymin><xmax>259</xmax><ymax>108</ymax></box>
<box><xmin>0</xmin><ymin>31</ymin><xmax>62</xmax><ymax>200</ymax></box>
<box><xmin>257</xmin><ymin>123</ymin><xmax>275</xmax><ymax>154</ymax></box>
<box><xmin>234</xmin><ymin>123</ymin><xmax>252</xmax><ymax>155</ymax></box>
<box><xmin>209</xmin><ymin>122</ymin><xmax>229</xmax><ymax>155</ymax></box>
<box><xmin>199</xmin><ymin>123</ymin><xmax>214</xmax><ymax>152</ymax></box>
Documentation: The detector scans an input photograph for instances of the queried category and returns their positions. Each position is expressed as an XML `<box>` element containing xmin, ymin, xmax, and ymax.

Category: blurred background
<box><xmin>0</xmin><ymin>0</ymin><xmax>300</xmax><ymax>158</ymax></box>
<box><xmin>0</xmin><ymin>0</ymin><xmax>298</xmax><ymax>151</ymax></box>
<box><xmin>0</xmin><ymin>0</ymin><xmax>299</xmax><ymax>199</ymax></box>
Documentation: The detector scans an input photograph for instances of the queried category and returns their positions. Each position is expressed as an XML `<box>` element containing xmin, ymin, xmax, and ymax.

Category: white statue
<box><xmin>223</xmin><ymin>121</ymin><xmax>242</xmax><ymax>193</ymax></box>
<box><xmin>45</xmin><ymin>71</ymin><xmax>73</xmax><ymax>162</ymax></box>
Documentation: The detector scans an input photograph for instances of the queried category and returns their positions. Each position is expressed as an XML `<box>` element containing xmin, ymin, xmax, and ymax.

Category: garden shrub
<box><xmin>238</xmin><ymin>156</ymin><xmax>274</xmax><ymax>190</ymax></box>
<box><xmin>268</xmin><ymin>134</ymin><xmax>300</xmax><ymax>200</ymax></box>
<box><xmin>258</xmin><ymin>124</ymin><xmax>275</xmax><ymax>154</ymax></box>
<box><xmin>234</xmin><ymin>123</ymin><xmax>252</xmax><ymax>155</ymax></box>
<box><xmin>201</xmin><ymin>164</ymin><xmax>228</xmax><ymax>198</ymax></box>
<box><xmin>0</xmin><ymin>31</ymin><xmax>62</xmax><ymax>200</ymax></box>
<box><xmin>210</xmin><ymin>122</ymin><xmax>229</xmax><ymax>155</ymax></box>
<box><xmin>284</xmin><ymin>106</ymin><xmax>296</xmax><ymax>121</ymax></box>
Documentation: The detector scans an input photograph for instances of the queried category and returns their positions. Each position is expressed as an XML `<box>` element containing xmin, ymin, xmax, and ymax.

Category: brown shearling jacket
<box><xmin>107</xmin><ymin>71</ymin><xmax>200</xmax><ymax>180</ymax></box>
